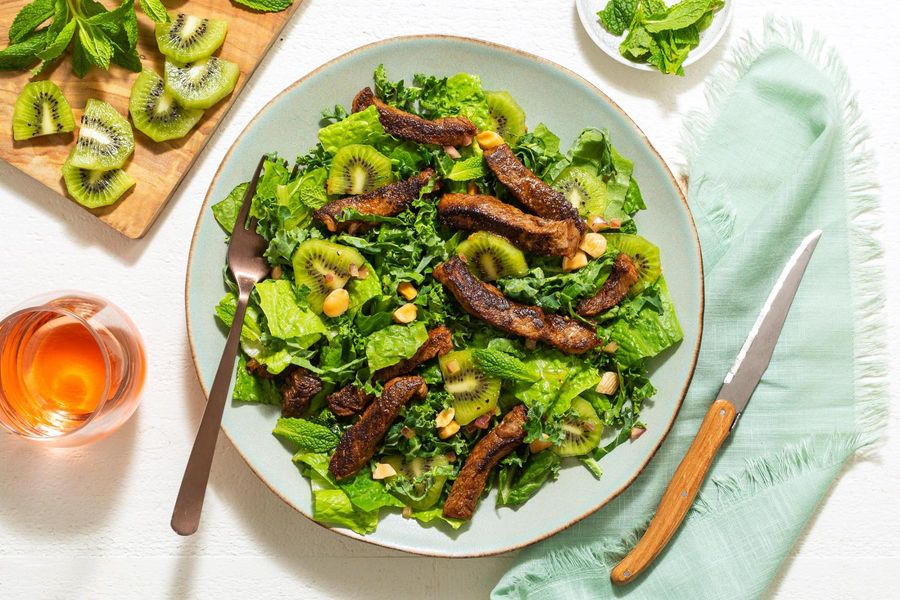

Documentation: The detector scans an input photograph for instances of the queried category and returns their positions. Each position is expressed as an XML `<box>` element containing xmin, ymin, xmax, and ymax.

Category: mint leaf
<box><xmin>472</xmin><ymin>349</ymin><xmax>539</xmax><ymax>383</ymax></box>
<box><xmin>445</xmin><ymin>156</ymin><xmax>485</xmax><ymax>181</ymax></box>
<box><xmin>32</xmin><ymin>18</ymin><xmax>75</xmax><ymax>75</ymax></box>
<box><xmin>232</xmin><ymin>0</ymin><xmax>294</xmax><ymax>12</ymax></box>
<box><xmin>71</xmin><ymin>34</ymin><xmax>91</xmax><ymax>78</ymax></box>
<box><xmin>77</xmin><ymin>22</ymin><xmax>113</xmax><ymax>70</ymax></box>
<box><xmin>643</xmin><ymin>0</ymin><xmax>714</xmax><ymax>33</ymax></box>
<box><xmin>597</xmin><ymin>0</ymin><xmax>638</xmax><ymax>36</ymax></box>
<box><xmin>0</xmin><ymin>28</ymin><xmax>49</xmax><ymax>71</ymax></box>
<box><xmin>272</xmin><ymin>418</ymin><xmax>339</xmax><ymax>453</ymax></box>
<box><xmin>138</xmin><ymin>0</ymin><xmax>169</xmax><ymax>23</ymax></box>
<box><xmin>9</xmin><ymin>0</ymin><xmax>55</xmax><ymax>44</ymax></box>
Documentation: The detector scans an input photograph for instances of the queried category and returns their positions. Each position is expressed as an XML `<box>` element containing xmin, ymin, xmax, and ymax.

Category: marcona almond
<box><xmin>588</xmin><ymin>215</ymin><xmax>608</xmax><ymax>232</ymax></box>
<box><xmin>476</xmin><ymin>130</ymin><xmax>504</xmax><ymax>150</ymax></box>
<box><xmin>271</xmin><ymin>265</ymin><xmax>283</xmax><ymax>280</ymax></box>
<box><xmin>579</xmin><ymin>233</ymin><xmax>608</xmax><ymax>258</ymax></box>
<box><xmin>630</xmin><ymin>426</ymin><xmax>646</xmax><ymax>441</ymax></box>
<box><xmin>562</xmin><ymin>251</ymin><xmax>589</xmax><ymax>271</ymax></box>
<box><xmin>444</xmin><ymin>359</ymin><xmax>461</xmax><ymax>375</ymax></box>
<box><xmin>392</xmin><ymin>303</ymin><xmax>418</xmax><ymax>324</ymax></box>
<box><xmin>438</xmin><ymin>420</ymin><xmax>461</xmax><ymax>439</ymax></box>
<box><xmin>595</xmin><ymin>371</ymin><xmax>619</xmax><ymax>395</ymax></box>
<box><xmin>397</xmin><ymin>282</ymin><xmax>418</xmax><ymax>301</ymax></box>
<box><xmin>435</xmin><ymin>407</ymin><xmax>456</xmax><ymax>428</ymax></box>
<box><xmin>322</xmin><ymin>288</ymin><xmax>350</xmax><ymax>318</ymax></box>
<box><xmin>372</xmin><ymin>462</ymin><xmax>397</xmax><ymax>480</ymax></box>
<box><xmin>603</xmin><ymin>341</ymin><xmax>619</xmax><ymax>354</ymax></box>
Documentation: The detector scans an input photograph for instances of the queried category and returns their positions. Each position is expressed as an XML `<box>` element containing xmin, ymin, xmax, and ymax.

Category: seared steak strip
<box><xmin>443</xmin><ymin>404</ymin><xmax>528</xmax><ymax>520</ymax></box>
<box><xmin>433</xmin><ymin>256</ymin><xmax>600</xmax><ymax>355</ymax></box>
<box><xmin>329</xmin><ymin>376</ymin><xmax>428</xmax><ymax>480</ymax></box>
<box><xmin>374</xmin><ymin>325</ymin><xmax>453</xmax><ymax>381</ymax></box>
<box><xmin>576</xmin><ymin>253</ymin><xmax>640</xmax><ymax>317</ymax></box>
<box><xmin>326</xmin><ymin>385</ymin><xmax>375</xmax><ymax>418</ymax></box>
<box><xmin>438</xmin><ymin>193</ymin><xmax>581</xmax><ymax>257</ymax></box>
<box><xmin>483</xmin><ymin>144</ymin><xmax>584</xmax><ymax>233</ymax></box>
<box><xmin>314</xmin><ymin>169</ymin><xmax>436</xmax><ymax>234</ymax></box>
<box><xmin>353</xmin><ymin>87</ymin><xmax>477</xmax><ymax>147</ymax></box>
<box><xmin>280</xmin><ymin>367</ymin><xmax>323</xmax><ymax>418</ymax></box>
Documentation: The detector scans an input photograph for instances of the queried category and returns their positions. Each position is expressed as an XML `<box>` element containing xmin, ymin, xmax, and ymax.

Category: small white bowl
<box><xmin>575</xmin><ymin>0</ymin><xmax>734</xmax><ymax>72</ymax></box>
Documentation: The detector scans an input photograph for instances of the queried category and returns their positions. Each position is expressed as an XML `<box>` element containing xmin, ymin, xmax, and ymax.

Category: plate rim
<box><xmin>184</xmin><ymin>34</ymin><xmax>704</xmax><ymax>558</ymax></box>
<box><xmin>574</xmin><ymin>0</ymin><xmax>734</xmax><ymax>72</ymax></box>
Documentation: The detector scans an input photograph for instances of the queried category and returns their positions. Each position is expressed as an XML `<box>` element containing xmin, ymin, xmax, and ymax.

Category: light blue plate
<box><xmin>186</xmin><ymin>36</ymin><xmax>703</xmax><ymax>557</ymax></box>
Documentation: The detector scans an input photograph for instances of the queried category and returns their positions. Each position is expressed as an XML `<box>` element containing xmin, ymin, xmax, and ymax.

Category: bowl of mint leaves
<box><xmin>576</xmin><ymin>0</ymin><xmax>732</xmax><ymax>75</ymax></box>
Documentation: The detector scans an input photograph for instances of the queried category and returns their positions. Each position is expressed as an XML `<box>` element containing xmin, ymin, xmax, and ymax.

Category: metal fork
<box><xmin>171</xmin><ymin>155</ymin><xmax>271</xmax><ymax>536</ymax></box>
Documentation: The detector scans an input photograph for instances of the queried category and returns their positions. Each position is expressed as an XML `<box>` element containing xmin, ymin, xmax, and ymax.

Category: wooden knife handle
<box><xmin>611</xmin><ymin>399</ymin><xmax>737</xmax><ymax>585</ymax></box>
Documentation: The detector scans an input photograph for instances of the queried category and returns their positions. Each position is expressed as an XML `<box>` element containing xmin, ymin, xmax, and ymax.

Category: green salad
<box><xmin>211</xmin><ymin>66</ymin><xmax>682</xmax><ymax>534</ymax></box>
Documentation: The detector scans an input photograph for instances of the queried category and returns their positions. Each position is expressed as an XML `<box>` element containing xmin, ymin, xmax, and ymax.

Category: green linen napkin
<box><xmin>493</xmin><ymin>18</ymin><xmax>886</xmax><ymax>600</ymax></box>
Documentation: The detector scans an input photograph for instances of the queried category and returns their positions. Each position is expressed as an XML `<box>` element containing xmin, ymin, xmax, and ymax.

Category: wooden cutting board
<box><xmin>0</xmin><ymin>1</ymin><xmax>302</xmax><ymax>239</ymax></box>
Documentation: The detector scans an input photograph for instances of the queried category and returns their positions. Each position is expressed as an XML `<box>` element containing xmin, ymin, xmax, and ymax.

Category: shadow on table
<box><xmin>0</xmin><ymin>408</ymin><xmax>139</xmax><ymax>536</ymax></box>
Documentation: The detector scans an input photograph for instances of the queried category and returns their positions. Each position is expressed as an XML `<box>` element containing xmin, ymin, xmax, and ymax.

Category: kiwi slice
<box><xmin>326</xmin><ymin>144</ymin><xmax>393</xmax><ymax>195</ymax></box>
<box><xmin>155</xmin><ymin>14</ymin><xmax>228</xmax><ymax>63</ymax></box>
<box><xmin>129</xmin><ymin>70</ymin><xmax>204</xmax><ymax>143</ymax></box>
<box><xmin>456</xmin><ymin>231</ymin><xmax>528</xmax><ymax>281</ymax></box>
<box><xmin>291</xmin><ymin>239</ymin><xmax>369</xmax><ymax>312</ymax></box>
<box><xmin>553</xmin><ymin>398</ymin><xmax>603</xmax><ymax>457</ymax></box>
<box><xmin>604</xmin><ymin>233</ymin><xmax>662</xmax><ymax>295</ymax></box>
<box><xmin>164</xmin><ymin>57</ymin><xmax>240</xmax><ymax>110</ymax></box>
<box><xmin>553</xmin><ymin>167</ymin><xmax>608</xmax><ymax>218</ymax></box>
<box><xmin>382</xmin><ymin>454</ymin><xmax>450</xmax><ymax>510</ymax></box>
<box><xmin>12</xmin><ymin>81</ymin><xmax>75</xmax><ymax>141</ymax></box>
<box><xmin>439</xmin><ymin>349</ymin><xmax>501</xmax><ymax>425</ymax></box>
<box><xmin>62</xmin><ymin>152</ymin><xmax>135</xmax><ymax>209</ymax></box>
<box><xmin>69</xmin><ymin>99</ymin><xmax>134</xmax><ymax>171</ymax></box>
<box><xmin>485</xmin><ymin>91</ymin><xmax>526</xmax><ymax>144</ymax></box>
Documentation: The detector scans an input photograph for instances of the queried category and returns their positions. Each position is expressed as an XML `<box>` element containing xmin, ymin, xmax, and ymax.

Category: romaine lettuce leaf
<box><xmin>312</xmin><ymin>489</ymin><xmax>378</xmax><ymax>534</ymax></box>
<box><xmin>409</xmin><ymin>508</ymin><xmax>465</xmax><ymax>530</ymax></box>
<box><xmin>318</xmin><ymin>105</ymin><xmax>389</xmax><ymax>155</ymax></box>
<box><xmin>294</xmin><ymin>453</ymin><xmax>403</xmax><ymax>512</ymax></box>
<box><xmin>497</xmin><ymin>450</ymin><xmax>561</xmax><ymax>506</ymax></box>
<box><xmin>273</xmin><ymin>418</ymin><xmax>339</xmax><ymax>453</ymax></box>
<box><xmin>255</xmin><ymin>279</ymin><xmax>326</xmax><ymax>343</ymax></box>
<box><xmin>211</xmin><ymin>182</ymin><xmax>248</xmax><ymax>233</ymax></box>
<box><xmin>416</xmin><ymin>72</ymin><xmax>493</xmax><ymax>131</ymax></box>
<box><xmin>607</xmin><ymin>277</ymin><xmax>683</xmax><ymax>366</ymax></box>
<box><xmin>233</xmin><ymin>355</ymin><xmax>280</xmax><ymax>405</ymax></box>
<box><xmin>365</xmin><ymin>322</ymin><xmax>429</xmax><ymax>372</ymax></box>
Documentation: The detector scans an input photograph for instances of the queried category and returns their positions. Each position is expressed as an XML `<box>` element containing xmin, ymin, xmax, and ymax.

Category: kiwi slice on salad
<box><xmin>439</xmin><ymin>349</ymin><xmax>501</xmax><ymax>425</ymax></box>
<box><xmin>553</xmin><ymin>166</ymin><xmax>608</xmax><ymax>218</ymax></box>
<box><xmin>291</xmin><ymin>239</ymin><xmax>369</xmax><ymax>312</ymax></box>
<box><xmin>553</xmin><ymin>397</ymin><xmax>603</xmax><ymax>457</ymax></box>
<box><xmin>381</xmin><ymin>454</ymin><xmax>450</xmax><ymax>511</ymax></box>
<box><xmin>326</xmin><ymin>144</ymin><xmax>393</xmax><ymax>195</ymax></box>
<box><xmin>604</xmin><ymin>233</ymin><xmax>662</xmax><ymax>295</ymax></box>
<box><xmin>485</xmin><ymin>91</ymin><xmax>526</xmax><ymax>144</ymax></box>
<box><xmin>129</xmin><ymin>70</ymin><xmax>204</xmax><ymax>143</ymax></box>
<box><xmin>164</xmin><ymin>57</ymin><xmax>240</xmax><ymax>110</ymax></box>
<box><xmin>456</xmin><ymin>231</ymin><xmax>528</xmax><ymax>281</ymax></box>
<box><xmin>12</xmin><ymin>81</ymin><xmax>75</xmax><ymax>141</ymax></box>
<box><xmin>155</xmin><ymin>14</ymin><xmax>228</xmax><ymax>63</ymax></box>
<box><xmin>62</xmin><ymin>152</ymin><xmax>135</xmax><ymax>209</ymax></box>
<box><xmin>69</xmin><ymin>99</ymin><xmax>134</xmax><ymax>171</ymax></box>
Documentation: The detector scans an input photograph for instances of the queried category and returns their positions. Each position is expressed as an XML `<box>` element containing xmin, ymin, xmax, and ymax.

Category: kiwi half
<box><xmin>69</xmin><ymin>99</ymin><xmax>134</xmax><ymax>171</ymax></box>
<box><xmin>485</xmin><ymin>91</ymin><xmax>526</xmax><ymax>144</ymax></box>
<box><xmin>382</xmin><ymin>454</ymin><xmax>450</xmax><ymax>510</ymax></box>
<box><xmin>553</xmin><ymin>167</ymin><xmax>608</xmax><ymax>218</ymax></box>
<box><xmin>604</xmin><ymin>233</ymin><xmax>662</xmax><ymax>295</ymax></box>
<box><xmin>129</xmin><ymin>70</ymin><xmax>204</xmax><ymax>143</ymax></box>
<box><xmin>62</xmin><ymin>151</ymin><xmax>135</xmax><ymax>208</ymax></box>
<box><xmin>164</xmin><ymin>57</ymin><xmax>240</xmax><ymax>110</ymax></box>
<box><xmin>155</xmin><ymin>14</ymin><xmax>228</xmax><ymax>63</ymax></box>
<box><xmin>439</xmin><ymin>349</ymin><xmax>501</xmax><ymax>425</ymax></box>
<box><xmin>326</xmin><ymin>144</ymin><xmax>393</xmax><ymax>195</ymax></box>
<box><xmin>13</xmin><ymin>81</ymin><xmax>75</xmax><ymax>141</ymax></box>
<box><xmin>553</xmin><ymin>397</ymin><xmax>603</xmax><ymax>457</ymax></box>
<box><xmin>456</xmin><ymin>231</ymin><xmax>528</xmax><ymax>281</ymax></box>
<box><xmin>291</xmin><ymin>239</ymin><xmax>369</xmax><ymax>312</ymax></box>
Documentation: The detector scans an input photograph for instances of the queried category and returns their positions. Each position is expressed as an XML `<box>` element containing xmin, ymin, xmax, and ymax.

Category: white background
<box><xmin>1</xmin><ymin>1</ymin><xmax>898</xmax><ymax>598</ymax></box>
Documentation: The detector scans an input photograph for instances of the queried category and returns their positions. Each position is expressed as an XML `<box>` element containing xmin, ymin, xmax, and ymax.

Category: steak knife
<box><xmin>611</xmin><ymin>229</ymin><xmax>823</xmax><ymax>584</ymax></box>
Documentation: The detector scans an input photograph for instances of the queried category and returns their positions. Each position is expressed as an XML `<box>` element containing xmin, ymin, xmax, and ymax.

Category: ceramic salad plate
<box><xmin>186</xmin><ymin>35</ymin><xmax>703</xmax><ymax>556</ymax></box>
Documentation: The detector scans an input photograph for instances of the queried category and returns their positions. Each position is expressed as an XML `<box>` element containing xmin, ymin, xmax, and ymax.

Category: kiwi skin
<box><xmin>439</xmin><ymin>349</ymin><xmax>501</xmax><ymax>425</ymax></box>
<box><xmin>553</xmin><ymin>397</ymin><xmax>603</xmax><ymax>457</ymax></box>
<box><xmin>456</xmin><ymin>231</ymin><xmax>528</xmax><ymax>281</ymax></box>
<box><xmin>326</xmin><ymin>144</ymin><xmax>393</xmax><ymax>195</ymax></box>
<box><xmin>13</xmin><ymin>81</ymin><xmax>75</xmax><ymax>141</ymax></box>
<box><xmin>291</xmin><ymin>239</ymin><xmax>369</xmax><ymax>312</ymax></box>
<box><xmin>129</xmin><ymin>70</ymin><xmax>204</xmax><ymax>143</ymax></box>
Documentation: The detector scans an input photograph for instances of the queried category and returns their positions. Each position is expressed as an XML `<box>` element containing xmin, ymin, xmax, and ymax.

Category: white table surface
<box><xmin>1</xmin><ymin>1</ymin><xmax>898</xmax><ymax>598</ymax></box>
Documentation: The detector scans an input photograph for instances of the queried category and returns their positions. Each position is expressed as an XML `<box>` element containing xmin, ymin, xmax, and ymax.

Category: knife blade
<box><xmin>611</xmin><ymin>229</ymin><xmax>822</xmax><ymax>585</ymax></box>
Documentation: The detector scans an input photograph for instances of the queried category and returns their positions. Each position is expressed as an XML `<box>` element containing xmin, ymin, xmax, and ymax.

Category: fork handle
<box><xmin>611</xmin><ymin>399</ymin><xmax>736</xmax><ymax>584</ymax></box>
<box><xmin>171</xmin><ymin>290</ymin><xmax>251</xmax><ymax>536</ymax></box>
